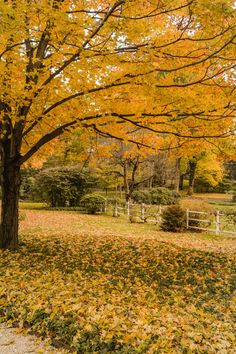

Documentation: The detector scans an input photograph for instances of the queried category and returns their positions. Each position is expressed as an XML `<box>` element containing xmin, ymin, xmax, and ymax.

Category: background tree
<box><xmin>194</xmin><ymin>153</ymin><xmax>224</xmax><ymax>192</ymax></box>
<box><xmin>96</xmin><ymin>141</ymin><xmax>153</xmax><ymax>201</ymax></box>
<box><xmin>0</xmin><ymin>0</ymin><xmax>236</xmax><ymax>248</ymax></box>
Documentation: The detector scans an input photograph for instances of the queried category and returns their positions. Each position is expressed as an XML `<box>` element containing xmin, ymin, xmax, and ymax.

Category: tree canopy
<box><xmin>1</xmin><ymin>0</ymin><xmax>235</xmax><ymax>161</ymax></box>
<box><xmin>0</xmin><ymin>0</ymin><xmax>236</xmax><ymax>248</ymax></box>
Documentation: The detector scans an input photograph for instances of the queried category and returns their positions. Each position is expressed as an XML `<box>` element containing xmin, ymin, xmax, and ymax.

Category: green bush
<box><xmin>160</xmin><ymin>205</ymin><xmax>186</xmax><ymax>232</ymax></box>
<box><xmin>107</xmin><ymin>197</ymin><xmax>126</xmax><ymax>208</ymax></box>
<box><xmin>32</xmin><ymin>166</ymin><xmax>98</xmax><ymax>207</ymax></box>
<box><xmin>195</xmin><ymin>176</ymin><xmax>235</xmax><ymax>193</ymax></box>
<box><xmin>132</xmin><ymin>187</ymin><xmax>180</xmax><ymax>205</ymax></box>
<box><xmin>150</xmin><ymin>187</ymin><xmax>180</xmax><ymax>205</ymax></box>
<box><xmin>232</xmin><ymin>194</ymin><xmax>236</xmax><ymax>203</ymax></box>
<box><xmin>131</xmin><ymin>190</ymin><xmax>152</xmax><ymax>204</ymax></box>
<box><xmin>80</xmin><ymin>194</ymin><xmax>106</xmax><ymax>214</ymax></box>
<box><xmin>20</xmin><ymin>168</ymin><xmax>38</xmax><ymax>200</ymax></box>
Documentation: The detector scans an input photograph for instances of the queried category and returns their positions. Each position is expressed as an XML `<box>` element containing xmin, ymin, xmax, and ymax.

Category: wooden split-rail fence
<box><xmin>186</xmin><ymin>209</ymin><xmax>236</xmax><ymax>236</ymax></box>
<box><xmin>111</xmin><ymin>201</ymin><xmax>162</xmax><ymax>224</ymax></box>
<box><xmin>108</xmin><ymin>200</ymin><xmax>236</xmax><ymax>236</ymax></box>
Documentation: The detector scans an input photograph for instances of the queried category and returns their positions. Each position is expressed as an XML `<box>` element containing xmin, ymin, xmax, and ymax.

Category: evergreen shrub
<box><xmin>160</xmin><ymin>205</ymin><xmax>186</xmax><ymax>232</ymax></box>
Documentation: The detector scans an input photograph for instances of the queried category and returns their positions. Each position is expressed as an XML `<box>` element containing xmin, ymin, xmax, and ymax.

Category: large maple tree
<box><xmin>0</xmin><ymin>0</ymin><xmax>235</xmax><ymax>249</ymax></box>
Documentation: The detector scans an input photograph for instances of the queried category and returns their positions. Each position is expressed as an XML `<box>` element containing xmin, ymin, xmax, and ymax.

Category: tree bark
<box><xmin>179</xmin><ymin>174</ymin><xmax>184</xmax><ymax>190</ymax></box>
<box><xmin>0</xmin><ymin>158</ymin><xmax>21</xmax><ymax>250</ymax></box>
<box><xmin>175</xmin><ymin>158</ymin><xmax>181</xmax><ymax>192</ymax></box>
<box><xmin>188</xmin><ymin>159</ymin><xmax>197</xmax><ymax>196</ymax></box>
<box><xmin>123</xmin><ymin>160</ymin><xmax>131</xmax><ymax>201</ymax></box>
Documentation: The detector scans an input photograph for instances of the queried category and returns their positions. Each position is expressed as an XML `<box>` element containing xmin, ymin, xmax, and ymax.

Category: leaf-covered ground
<box><xmin>0</xmin><ymin>209</ymin><xmax>235</xmax><ymax>353</ymax></box>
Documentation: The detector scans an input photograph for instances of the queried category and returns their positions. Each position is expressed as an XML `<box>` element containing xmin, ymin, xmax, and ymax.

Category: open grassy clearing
<box><xmin>0</xmin><ymin>208</ymin><xmax>236</xmax><ymax>353</ymax></box>
<box><xmin>193</xmin><ymin>193</ymin><xmax>232</xmax><ymax>200</ymax></box>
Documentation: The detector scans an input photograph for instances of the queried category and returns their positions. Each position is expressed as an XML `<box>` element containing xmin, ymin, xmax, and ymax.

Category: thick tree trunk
<box><xmin>0</xmin><ymin>160</ymin><xmax>21</xmax><ymax>250</ymax></box>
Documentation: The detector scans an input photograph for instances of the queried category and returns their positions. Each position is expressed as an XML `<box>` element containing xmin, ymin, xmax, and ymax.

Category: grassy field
<box><xmin>0</xmin><ymin>207</ymin><xmax>235</xmax><ymax>353</ymax></box>
<box><xmin>193</xmin><ymin>193</ymin><xmax>232</xmax><ymax>200</ymax></box>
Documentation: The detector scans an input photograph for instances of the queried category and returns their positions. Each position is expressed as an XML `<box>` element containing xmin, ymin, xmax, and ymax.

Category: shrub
<box><xmin>32</xmin><ymin>166</ymin><xmax>98</xmax><ymax>207</ymax></box>
<box><xmin>160</xmin><ymin>205</ymin><xmax>186</xmax><ymax>232</ymax></box>
<box><xmin>107</xmin><ymin>197</ymin><xmax>126</xmax><ymax>208</ymax></box>
<box><xmin>232</xmin><ymin>194</ymin><xmax>236</xmax><ymax>203</ymax></box>
<box><xmin>150</xmin><ymin>187</ymin><xmax>181</xmax><ymax>205</ymax></box>
<box><xmin>20</xmin><ymin>168</ymin><xmax>38</xmax><ymax>200</ymax></box>
<box><xmin>131</xmin><ymin>190</ymin><xmax>152</xmax><ymax>204</ymax></box>
<box><xmin>132</xmin><ymin>187</ymin><xmax>180</xmax><ymax>205</ymax></box>
<box><xmin>195</xmin><ymin>176</ymin><xmax>235</xmax><ymax>193</ymax></box>
<box><xmin>80</xmin><ymin>194</ymin><xmax>106</xmax><ymax>214</ymax></box>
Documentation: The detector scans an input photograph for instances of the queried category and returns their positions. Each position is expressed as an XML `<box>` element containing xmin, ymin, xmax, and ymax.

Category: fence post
<box><xmin>215</xmin><ymin>210</ymin><xmax>220</xmax><ymax>236</ymax></box>
<box><xmin>113</xmin><ymin>201</ymin><xmax>118</xmax><ymax>217</ymax></box>
<box><xmin>127</xmin><ymin>201</ymin><xmax>130</xmax><ymax>218</ymax></box>
<box><xmin>104</xmin><ymin>198</ymin><xmax>108</xmax><ymax>213</ymax></box>
<box><xmin>186</xmin><ymin>209</ymin><xmax>189</xmax><ymax>229</ymax></box>
<box><xmin>141</xmin><ymin>203</ymin><xmax>145</xmax><ymax>222</ymax></box>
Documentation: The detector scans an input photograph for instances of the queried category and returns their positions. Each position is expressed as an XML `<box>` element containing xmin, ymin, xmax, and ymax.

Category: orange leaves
<box><xmin>0</xmin><ymin>0</ymin><xmax>235</xmax><ymax>170</ymax></box>
<box><xmin>0</xmin><ymin>208</ymin><xmax>235</xmax><ymax>351</ymax></box>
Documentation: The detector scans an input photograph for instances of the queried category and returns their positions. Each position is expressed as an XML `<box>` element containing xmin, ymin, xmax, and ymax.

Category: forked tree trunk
<box><xmin>0</xmin><ymin>159</ymin><xmax>21</xmax><ymax>250</ymax></box>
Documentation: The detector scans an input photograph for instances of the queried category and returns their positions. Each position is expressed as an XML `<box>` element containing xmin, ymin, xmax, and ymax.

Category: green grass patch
<box><xmin>19</xmin><ymin>201</ymin><xmax>47</xmax><ymax>210</ymax></box>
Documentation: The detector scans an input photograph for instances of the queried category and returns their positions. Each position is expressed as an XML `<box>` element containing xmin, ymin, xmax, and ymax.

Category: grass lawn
<box><xmin>192</xmin><ymin>193</ymin><xmax>232</xmax><ymax>200</ymax></box>
<box><xmin>0</xmin><ymin>207</ymin><xmax>235</xmax><ymax>353</ymax></box>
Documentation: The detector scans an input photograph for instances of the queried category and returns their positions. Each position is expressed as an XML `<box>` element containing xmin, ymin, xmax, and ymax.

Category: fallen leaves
<box><xmin>0</xmin><ymin>209</ymin><xmax>235</xmax><ymax>352</ymax></box>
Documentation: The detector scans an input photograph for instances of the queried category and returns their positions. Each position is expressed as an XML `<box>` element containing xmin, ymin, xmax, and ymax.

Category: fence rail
<box><xmin>186</xmin><ymin>209</ymin><xmax>236</xmax><ymax>236</ymax></box>
<box><xmin>112</xmin><ymin>201</ymin><xmax>162</xmax><ymax>224</ymax></box>
<box><xmin>109</xmin><ymin>200</ymin><xmax>236</xmax><ymax>236</ymax></box>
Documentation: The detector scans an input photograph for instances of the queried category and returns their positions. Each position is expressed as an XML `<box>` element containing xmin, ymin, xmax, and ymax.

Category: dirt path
<box><xmin>0</xmin><ymin>325</ymin><xmax>67</xmax><ymax>354</ymax></box>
